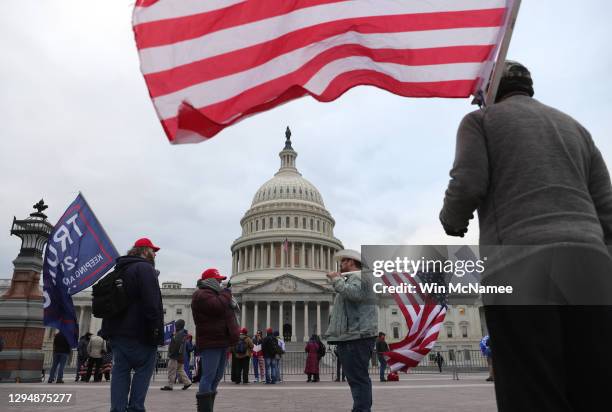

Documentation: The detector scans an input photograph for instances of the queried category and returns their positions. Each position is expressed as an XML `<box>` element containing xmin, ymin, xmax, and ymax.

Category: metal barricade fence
<box><xmin>43</xmin><ymin>347</ymin><xmax>488</xmax><ymax>380</ymax></box>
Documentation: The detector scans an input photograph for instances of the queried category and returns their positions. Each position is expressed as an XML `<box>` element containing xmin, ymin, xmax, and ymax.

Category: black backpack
<box><xmin>317</xmin><ymin>342</ymin><xmax>326</xmax><ymax>359</ymax></box>
<box><xmin>235</xmin><ymin>339</ymin><xmax>247</xmax><ymax>355</ymax></box>
<box><xmin>92</xmin><ymin>268</ymin><xmax>128</xmax><ymax>319</ymax></box>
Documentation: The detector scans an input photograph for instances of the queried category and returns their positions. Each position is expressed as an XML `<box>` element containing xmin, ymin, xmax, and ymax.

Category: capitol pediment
<box><xmin>240</xmin><ymin>274</ymin><xmax>331</xmax><ymax>295</ymax></box>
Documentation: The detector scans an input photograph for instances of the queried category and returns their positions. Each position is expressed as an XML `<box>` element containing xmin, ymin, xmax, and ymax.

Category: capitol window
<box><xmin>317</xmin><ymin>220</ymin><xmax>320</xmax><ymax>231</ymax></box>
<box><xmin>262</xmin><ymin>219</ymin><xmax>266</xmax><ymax>230</ymax></box>
<box><xmin>294</xmin><ymin>217</ymin><xmax>298</xmax><ymax>227</ymax></box>
<box><xmin>256</xmin><ymin>220</ymin><xmax>259</xmax><ymax>231</ymax></box>
<box><xmin>270</xmin><ymin>217</ymin><xmax>273</xmax><ymax>228</ymax></box>
<box><xmin>177</xmin><ymin>308</ymin><xmax>182</xmax><ymax>315</ymax></box>
<box><xmin>278</xmin><ymin>216</ymin><xmax>282</xmax><ymax>227</ymax></box>
<box><xmin>310</xmin><ymin>219</ymin><xmax>313</xmax><ymax>230</ymax></box>
<box><xmin>286</xmin><ymin>216</ymin><xmax>290</xmax><ymax>227</ymax></box>
<box><xmin>303</xmin><ymin>217</ymin><xmax>306</xmax><ymax>228</ymax></box>
<box><xmin>446</xmin><ymin>326</ymin><xmax>453</xmax><ymax>338</ymax></box>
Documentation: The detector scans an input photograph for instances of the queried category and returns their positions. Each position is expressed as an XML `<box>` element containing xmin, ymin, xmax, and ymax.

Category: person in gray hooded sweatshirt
<box><xmin>440</xmin><ymin>60</ymin><xmax>612</xmax><ymax>412</ymax></box>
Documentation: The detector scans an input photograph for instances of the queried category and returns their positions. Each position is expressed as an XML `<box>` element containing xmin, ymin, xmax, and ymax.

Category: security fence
<box><xmin>43</xmin><ymin>348</ymin><xmax>488</xmax><ymax>381</ymax></box>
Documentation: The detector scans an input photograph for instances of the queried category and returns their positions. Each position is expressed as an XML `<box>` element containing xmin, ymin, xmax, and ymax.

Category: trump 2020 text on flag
<box><xmin>133</xmin><ymin>0</ymin><xmax>515</xmax><ymax>143</ymax></box>
<box><xmin>42</xmin><ymin>193</ymin><xmax>119</xmax><ymax>347</ymax></box>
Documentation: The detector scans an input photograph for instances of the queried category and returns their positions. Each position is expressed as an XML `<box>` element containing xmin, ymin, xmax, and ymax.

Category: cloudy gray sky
<box><xmin>1</xmin><ymin>1</ymin><xmax>610</xmax><ymax>288</ymax></box>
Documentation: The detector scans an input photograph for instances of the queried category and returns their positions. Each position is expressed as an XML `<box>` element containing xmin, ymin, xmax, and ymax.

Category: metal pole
<box><xmin>484</xmin><ymin>0</ymin><xmax>523</xmax><ymax>106</ymax></box>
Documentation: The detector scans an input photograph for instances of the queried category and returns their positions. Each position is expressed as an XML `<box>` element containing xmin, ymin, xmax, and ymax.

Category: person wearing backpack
<box><xmin>273</xmin><ymin>330</ymin><xmax>285</xmax><ymax>383</ymax></box>
<box><xmin>232</xmin><ymin>327</ymin><xmax>254</xmax><ymax>384</ymax></box>
<box><xmin>262</xmin><ymin>328</ymin><xmax>280</xmax><ymax>384</ymax></box>
<box><xmin>160</xmin><ymin>319</ymin><xmax>192</xmax><ymax>391</ymax></box>
<box><xmin>99</xmin><ymin>238</ymin><xmax>164</xmax><ymax>412</ymax></box>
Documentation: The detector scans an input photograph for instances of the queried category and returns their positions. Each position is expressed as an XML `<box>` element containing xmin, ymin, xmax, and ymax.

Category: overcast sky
<box><xmin>1</xmin><ymin>1</ymin><xmax>610</xmax><ymax>289</ymax></box>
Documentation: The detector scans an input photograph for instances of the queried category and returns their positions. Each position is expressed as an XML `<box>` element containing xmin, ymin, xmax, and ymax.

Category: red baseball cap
<box><xmin>134</xmin><ymin>237</ymin><xmax>160</xmax><ymax>252</ymax></box>
<box><xmin>201</xmin><ymin>268</ymin><xmax>227</xmax><ymax>280</ymax></box>
<box><xmin>240</xmin><ymin>327</ymin><xmax>248</xmax><ymax>334</ymax></box>
<box><xmin>266</xmin><ymin>327</ymin><xmax>273</xmax><ymax>334</ymax></box>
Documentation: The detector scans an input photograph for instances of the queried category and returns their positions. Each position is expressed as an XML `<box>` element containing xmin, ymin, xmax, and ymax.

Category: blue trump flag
<box><xmin>42</xmin><ymin>193</ymin><xmax>119</xmax><ymax>347</ymax></box>
<box><xmin>164</xmin><ymin>321</ymin><xmax>176</xmax><ymax>346</ymax></box>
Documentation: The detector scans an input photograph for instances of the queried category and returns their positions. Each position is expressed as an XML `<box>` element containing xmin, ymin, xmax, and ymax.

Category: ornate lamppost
<box><xmin>0</xmin><ymin>200</ymin><xmax>54</xmax><ymax>382</ymax></box>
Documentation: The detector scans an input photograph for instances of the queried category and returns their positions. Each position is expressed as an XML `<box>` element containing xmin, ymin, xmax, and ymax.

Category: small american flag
<box><xmin>282</xmin><ymin>238</ymin><xmax>289</xmax><ymax>253</ymax></box>
<box><xmin>381</xmin><ymin>271</ymin><xmax>447</xmax><ymax>372</ymax></box>
<box><xmin>133</xmin><ymin>0</ymin><xmax>514</xmax><ymax>143</ymax></box>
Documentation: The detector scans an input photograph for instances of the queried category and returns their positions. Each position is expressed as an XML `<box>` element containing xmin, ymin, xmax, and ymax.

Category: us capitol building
<box><xmin>1</xmin><ymin>129</ymin><xmax>485</xmax><ymax>358</ymax></box>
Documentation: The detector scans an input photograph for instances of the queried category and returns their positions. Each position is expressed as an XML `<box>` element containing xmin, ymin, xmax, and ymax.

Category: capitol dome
<box><xmin>230</xmin><ymin>127</ymin><xmax>343</xmax><ymax>290</ymax></box>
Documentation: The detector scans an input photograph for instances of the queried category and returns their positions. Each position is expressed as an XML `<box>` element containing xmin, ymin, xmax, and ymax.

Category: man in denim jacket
<box><xmin>325</xmin><ymin>249</ymin><xmax>378</xmax><ymax>412</ymax></box>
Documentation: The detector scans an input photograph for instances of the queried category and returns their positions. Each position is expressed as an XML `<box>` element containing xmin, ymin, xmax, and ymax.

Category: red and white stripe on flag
<box><xmin>133</xmin><ymin>0</ymin><xmax>512</xmax><ymax>143</ymax></box>
<box><xmin>381</xmin><ymin>272</ymin><xmax>446</xmax><ymax>372</ymax></box>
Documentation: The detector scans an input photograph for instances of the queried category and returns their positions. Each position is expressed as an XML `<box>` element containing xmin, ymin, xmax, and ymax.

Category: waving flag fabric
<box><xmin>43</xmin><ymin>194</ymin><xmax>119</xmax><ymax>348</ymax></box>
<box><xmin>381</xmin><ymin>271</ymin><xmax>447</xmax><ymax>372</ymax></box>
<box><xmin>133</xmin><ymin>0</ymin><xmax>514</xmax><ymax>143</ymax></box>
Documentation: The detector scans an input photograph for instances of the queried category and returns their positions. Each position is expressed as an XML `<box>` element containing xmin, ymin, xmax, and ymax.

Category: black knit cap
<box><xmin>495</xmin><ymin>60</ymin><xmax>534</xmax><ymax>102</ymax></box>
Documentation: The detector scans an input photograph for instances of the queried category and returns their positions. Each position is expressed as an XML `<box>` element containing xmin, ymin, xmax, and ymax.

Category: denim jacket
<box><xmin>324</xmin><ymin>271</ymin><xmax>378</xmax><ymax>343</ymax></box>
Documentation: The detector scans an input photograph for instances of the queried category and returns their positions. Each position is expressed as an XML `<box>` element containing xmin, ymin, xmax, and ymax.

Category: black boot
<box><xmin>212</xmin><ymin>391</ymin><xmax>217</xmax><ymax>409</ymax></box>
<box><xmin>196</xmin><ymin>392</ymin><xmax>214</xmax><ymax>412</ymax></box>
<box><xmin>313</xmin><ymin>374</ymin><xmax>320</xmax><ymax>382</ymax></box>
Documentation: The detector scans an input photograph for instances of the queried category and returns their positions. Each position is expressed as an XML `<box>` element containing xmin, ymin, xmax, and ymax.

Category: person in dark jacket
<box><xmin>262</xmin><ymin>328</ymin><xmax>279</xmax><ymax>384</ymax></box>
<box><xmin>75</xmin><ymin>332</ymin><xmax>91</xmax><ymax>382</ymax></box>
<box><xmin>375</xmin><ymin>332</ymin><xmax>390</xmax><ymax>382</ymax></box>
<box><xmin>440</xmin><ymin>61</ymin><xmax>612</xmax><ymax>412</ymax></box>
<box><xmin>160</xmin><ymin>319</ymin><xmax>192</xmax><ymax>391</ymax></box>
<box><xmin>434</xmin><ymin>352</ymin><xmax>444</xmax><ymax>373</ymax></box>
<box><xmin>100</xmin><ymin>238</ymin><xmax>164</xmax><ymax>412</ymax></box>
<box><xmin>48</xmin><ymin>331</ymin><xmax>71</xmax><ymax>384</ymax></box>
<box><xmin>192</xmin><ymin>268</ymin><xmax>239</xmax><ymax>412</ymax></box>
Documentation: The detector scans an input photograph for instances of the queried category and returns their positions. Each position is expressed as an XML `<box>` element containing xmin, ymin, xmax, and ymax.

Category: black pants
<box><xmin>235</xmin><ymin>356</ymin><xmax>250</xmax><ymax>383</ymax></box>
<box><xmin>85</xmin><ymin>357</ymin><xmax>103</xmax><ymax>382</ymax></box>
<box><xmin>307</xmin><ymin>373</ymin><xmax>319</xmax><ymax>382</ymax></box>
<box><xmin>336</xmin><ymin>356</ymin><xmax>345</xmax><ymax>380</ymax></box>
<box><xmin>485</xmin><ymin>305</ymin><xmax>612</xmax><ymax>412</ymax></box>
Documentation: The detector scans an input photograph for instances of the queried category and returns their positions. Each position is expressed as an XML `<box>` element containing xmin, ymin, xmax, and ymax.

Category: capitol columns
<box><xmin>278</xmin><ymin>301</ymin><xmax>284</xmax><ymax>337</ymax></box>
<box><xmin>266</xmin><ymin>301</ymin><xmax>271</xmax><ymax>328</ymax></box>
<box><xmin>253</xmin><ymin>301</ymin><xmax>259</xmax><ymax>332</ymax></box>
<box><xmin>241</xmin><ymin>300</ymin><xmax>247</xmax><ymax>328</ymax></box>
<box><xmin>303</xmin><ymin>302</ymin><xmax>309</xmax><ymax>342</ymax></box>
<box><xmin>0</xmin><ymin>200</ymin><xmax>53</xmax><ymax>383</ymax></box>
<box><xmin>316</xmin><ymin>301</ymin><xmax>321</xmax><ymax>336</ymax></box>
<box><xmin>291</xmin><ymin>301</ymin><xmax>297</xmax><ymax>342</ymax></box>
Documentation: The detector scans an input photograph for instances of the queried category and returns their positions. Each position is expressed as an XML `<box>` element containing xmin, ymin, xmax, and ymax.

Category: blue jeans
<box><xmin>273</xmin><ymin>358</ymin><xmax>281</xmax><ymax>382</ymax></box>
<box><xmin>49</xmin><ymin>353</ymin><xmax>69</xmax><ymax>382</ymax></box>
<box><xmin>110</xmin><ymin>337</ymin><xmax>157</xmax><ymax>412</ymax></box>
<box><xmin>198</xmin><ymin>348</ymin><xmax>226</xmax><ymax>393</ymax></box>
<box><xmin>378</xmin><ymin>355</ymin><xmax>387</xmax><ymax>380</ymax></box>
<box><xmin>337</xmin><ymin>338</ymin><xmax>376</xmax><ymax>412</ymax></box>
<box><xmin>264</xmin><ymin>357</ymin><xmax>277</xmax><ymax>383</ymax></box>
<box><xmin>252</xmin><ymin>357</ymin><xmax>260</xmax><ymax>380</ymax></box>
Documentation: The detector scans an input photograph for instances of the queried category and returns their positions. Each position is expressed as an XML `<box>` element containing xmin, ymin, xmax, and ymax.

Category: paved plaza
<box><xmin>0</xmin><ymin>373</ymin><xmax>496</xmax><ymax>412</ymax></box>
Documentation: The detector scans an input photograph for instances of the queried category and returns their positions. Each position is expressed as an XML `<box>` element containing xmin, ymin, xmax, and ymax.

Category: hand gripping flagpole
<box><xmin>482</xmin><ymin>0</ymin><xmax>522</xmax><ymax>107</ymax></box>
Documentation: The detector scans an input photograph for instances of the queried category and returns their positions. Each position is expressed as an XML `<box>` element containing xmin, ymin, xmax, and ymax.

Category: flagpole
<box><xmin>484</xmin><ymin>0</ymin><xmax>522</xmax><ymax>106</ymax></box>
<box><xmin>77</xmin><ymin>191</ymin><xmax>119</xmax><ymax>257</ymax></box>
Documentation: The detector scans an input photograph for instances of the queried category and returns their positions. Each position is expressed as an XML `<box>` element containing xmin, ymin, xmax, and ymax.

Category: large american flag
<box><xmin>133</xmin><ymin>0</ymin><xmax>514</xmax><ymax>143</ymax></box>
<box><xmin>381</xmin><ymin>271</ymin><xmax>447</xmax><ymax>372</ymax></box>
